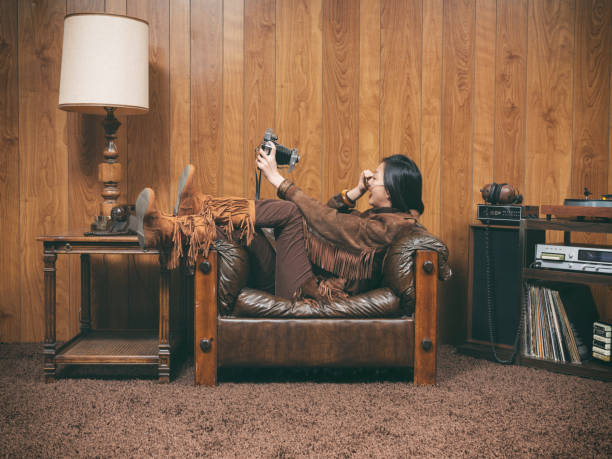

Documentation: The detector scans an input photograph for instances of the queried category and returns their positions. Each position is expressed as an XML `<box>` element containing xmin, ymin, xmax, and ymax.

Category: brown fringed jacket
<box><xmin>277</xmin><ymin>179</ymin><xmax>432</xmax><ymax>296</ymax></box>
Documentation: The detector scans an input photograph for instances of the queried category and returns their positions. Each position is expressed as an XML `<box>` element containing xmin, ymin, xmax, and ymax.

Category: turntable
<box><xmin>541</xmin><ymin>188</ymin><xmax>612</xmax><ymax>220</ymax></box>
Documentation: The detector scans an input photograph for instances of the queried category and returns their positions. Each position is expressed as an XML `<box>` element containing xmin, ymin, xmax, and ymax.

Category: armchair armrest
<box><xmin>214</xmin><ymin>239</ymin><xmax>249</xmax><ymax>315</ymax></box>
<box><xmin>382</xmin><ymin>225</ymin><xmax>451</xmax><ymax>314</ymax></box>
<box><xmin>194</xmin><ymin>250</ymin><xmax>218</xmax><ymax>386</ymax></box>
<box><xmin>414</xmin><ymin>250</ymin><xmax>439</xmax><ymax>386</ymax></box>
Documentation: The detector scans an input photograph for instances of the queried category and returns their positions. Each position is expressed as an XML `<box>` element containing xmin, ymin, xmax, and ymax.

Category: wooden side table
<box><xmin>38</xmin><ymin>233</ymin><xmax>185</xmax><ymax>383</ymax></box>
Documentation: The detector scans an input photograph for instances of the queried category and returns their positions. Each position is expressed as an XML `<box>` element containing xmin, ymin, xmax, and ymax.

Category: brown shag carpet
<box><xmin>1</xmin><ymin>344</ymin><xmax>610</xmax><ymax>458</ymax></box>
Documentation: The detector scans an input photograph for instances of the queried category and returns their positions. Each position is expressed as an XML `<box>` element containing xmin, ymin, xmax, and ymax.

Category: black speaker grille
<box><xmin>471</xmin><ymin>227</ymin><xmax>521</xmax><ymax>346</ymax></box>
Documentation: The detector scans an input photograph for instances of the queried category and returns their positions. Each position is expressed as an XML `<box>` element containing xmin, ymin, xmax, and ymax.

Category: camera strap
<box><xmin>255</xmin><ymin>168</ymin><xmax>262</xmax><ymax>200</ymax></box>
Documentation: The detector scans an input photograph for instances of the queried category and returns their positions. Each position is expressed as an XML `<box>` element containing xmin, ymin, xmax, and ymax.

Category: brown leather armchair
<box><xmin>193</xmin><ymin>225</ymin><xmax>450</xmax><ymax>386</ymax></box>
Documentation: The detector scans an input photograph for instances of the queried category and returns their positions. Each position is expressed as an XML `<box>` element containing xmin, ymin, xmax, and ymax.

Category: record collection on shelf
<box><xmin>523</xmin><ymin>284</ymin><xmax>594</xmax><ymax>364</ymax></box>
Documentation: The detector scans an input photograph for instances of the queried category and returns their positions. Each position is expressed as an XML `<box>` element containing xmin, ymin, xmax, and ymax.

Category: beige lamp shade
<box><xmin>58</xmin><ymin>13</ymin><xmax>149</xmax><ymax>115</ymax></box>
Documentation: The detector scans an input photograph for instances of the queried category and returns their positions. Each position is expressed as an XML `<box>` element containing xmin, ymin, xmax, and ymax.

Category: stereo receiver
<box><xmin>534</xmin><ymin>243</ymin><xmax>612</xmax><ymax>274</ymax></box>
<box><xmin>477</xmin><ymin>205</ymin><xmax>539</xmax><ymax>225</ymax></box>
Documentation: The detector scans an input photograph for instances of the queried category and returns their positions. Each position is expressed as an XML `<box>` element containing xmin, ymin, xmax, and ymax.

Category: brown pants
<box><xmin>217</xmin><ymin>199</ymin><xmax>313</xmax><ymax>299</ymax></box>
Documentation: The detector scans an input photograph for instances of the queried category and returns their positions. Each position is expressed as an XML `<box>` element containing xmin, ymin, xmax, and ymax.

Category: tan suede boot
<box><xmin>174</xmin><ymin>164</ymin><xmax>209</xmax><ymax>216</ymax></box>
<box><xmin>135</xmin><ymin>187</ymin><xmax>176</xmax><ymax>250</ymax></box>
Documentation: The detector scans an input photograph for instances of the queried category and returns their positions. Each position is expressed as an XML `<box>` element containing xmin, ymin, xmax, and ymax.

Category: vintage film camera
<box><xmin>255</xmin><ymin>128</ymin><xmax>300</xmax><ymax>200</ymax></box>
<box><xmin>259</xmin><ymin>128</ymin><xmax>300</xmax><ymax>172</ymax></box>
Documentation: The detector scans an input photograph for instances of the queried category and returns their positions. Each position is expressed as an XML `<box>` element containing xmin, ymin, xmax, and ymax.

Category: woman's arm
<box><xmin>326</xmin><ymin>170</ymin><xmax>370</xmax><ymax>210</ymax></box>
<box><xmin>256</xmin><ymin>142</ymin><xmax>369</xmax><ymax>210</ymax></box>
<box><xmin>279</xmin><ymin>181</ymin><xmax>397</xmax><ymax>250</ymax></box>
<box><xmin>256</xmin><ymin>143</ymin><xmax>403</xmax><ymax>249</ymax></box>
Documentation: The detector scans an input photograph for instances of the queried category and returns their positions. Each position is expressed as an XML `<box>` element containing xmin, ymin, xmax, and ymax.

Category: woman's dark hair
<box><xmin>382</xmin><ymin>154</ymin><xmax>425</xmax><ymax>214</ymax></box>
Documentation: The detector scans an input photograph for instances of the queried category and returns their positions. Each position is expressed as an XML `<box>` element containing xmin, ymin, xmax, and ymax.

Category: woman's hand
<box><xmin>256</xmin><ymin>141</ymin><xmax>285</xmax><ymax>189</ymax></box>
<box><xmin>346</xmin><ymin>169</ymin><xmax>373</xmax><ymax>202</ymax></box>
<box><xmin>358</xmin><ymin>169</ymin><xmax>374</xmax><ymax>194</ymax></box>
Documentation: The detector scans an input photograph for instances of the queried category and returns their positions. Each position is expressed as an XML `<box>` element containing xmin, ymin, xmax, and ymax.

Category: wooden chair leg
<box><xmin>414</xmin><ymin>250</ymin><xmax>438</xmax><ymax>386</ymax></box>
<box><xmin>194</xmin><ymin>251</ymin><xmax>218</xmax><ymax>386</ymax></box>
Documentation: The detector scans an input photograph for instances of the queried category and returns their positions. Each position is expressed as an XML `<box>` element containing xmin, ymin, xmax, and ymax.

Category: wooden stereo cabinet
<box><xmin>38</xmin><ymin>234</ymin><xmax>187</xmax><ymax>383</ymax></box>
<box><xmin>459</xmin><ymin>224</ymin><xmax>543</xmax><ymax>361</ymax></box>
<box><xmin>518</xmin><ymin>219</ymin><xmax>612</xmax><ymax>381</ymax></box>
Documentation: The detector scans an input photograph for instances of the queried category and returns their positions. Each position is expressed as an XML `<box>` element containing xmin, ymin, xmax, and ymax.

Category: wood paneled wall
<box><xmin>1</xmin><ymin>0</ymin><xmax>611</xmax><ymax>343</ymax></box>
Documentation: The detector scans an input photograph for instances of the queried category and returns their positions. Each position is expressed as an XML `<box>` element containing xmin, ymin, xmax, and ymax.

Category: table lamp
<box><xmin>58</xmin><ymin>13</ymin><xmax>149</xmax><ymax>233</ymax></box>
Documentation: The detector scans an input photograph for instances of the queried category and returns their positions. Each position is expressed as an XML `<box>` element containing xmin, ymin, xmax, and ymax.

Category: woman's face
<box><xmin>367</xmin><ymin>162</ymin><xmax>392</xmax><ymax>208</ymax></box>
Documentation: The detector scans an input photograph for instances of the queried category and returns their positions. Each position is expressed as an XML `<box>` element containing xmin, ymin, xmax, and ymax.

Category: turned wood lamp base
<box><xmin>90</xmin><ymin>107</ymin><xmax>123</xmax><ymax>233</ymax></box>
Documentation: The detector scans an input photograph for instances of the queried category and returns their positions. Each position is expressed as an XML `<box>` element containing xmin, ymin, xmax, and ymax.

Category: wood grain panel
<box><xmin>66</xmin><ymin>0</ymin><xmax>105</xmax><ymax>340</ymax></box>
<box><xmin>105</xmin><ymin>0</ymin><xmax>127</xmax><ymax>13</ymax></box>
<box><xmin>126</xmin><ymin>0</ymin><xmax>170</xmax><ymax>330</ymax></box>
<box><xmin>0</xmin><ymin>0</ymin><xmax>20</xmax><ymax>342</ymax></box>
<box><xmin>420</xmin><ymin>0</ymin><xmax>443</xmax><ymax>235</ymax></box>
<box><xmin>191</xmin><ymin>0</ymin><xmax>223</xmax><ymax>195</ymax></box>
<box><xmin>494</xmin><ymin>0</ymin><xmax>527</xmax><ymax>192</ymax></box>
<box><xmin>276</xmin><ymin>0</ymin><xmax>323</xmax><ymax>200</ymax></box>
<box><xmin>67</xmin><ymin>0</ymin><xmax>103</xmax><ymax>14</ymax></box>
<box><xmin>244</xmin><ymin>0</ymin><xmax>276</xmax><ymax>201</ymax></box>
<box><xmin>525</xmin><ymin>0</ymin><xmax>574</xmax><ymax>217</ymax></box>
<box><xmin>380</xmin><ymin>0</ymin><xmax>422</xmax><ymax>164</ymax></box>
<box><xmin>323</xmin><ymin>0</ymin><xmax>359</xmax><ymax>199</ymax></box>
<box><xmin>572</xmin><ymin>0</ymin><xmax>611</xmax><ymax>316</ymax></box>
<box><xmin>19</xmin><ymin>0</ymin><xmax>68</xmax><ymax>342</ymax></box>
<box><xmin>573</xmin><ymin>0</ymin><xmax>610</xmax><ymax>201</ymax></box>
<box><xmin>357</xmin><ymin>0</ymin><xmax>381</xmax><ymax>212</ymax></box>
<box><xmin>170</xmin><ymin>0</ymin><xmax>191</xmax><ymax>205</ymax></box>
<box><xmin>223</xmin><ymin>0</ymin><xmax>245</xmax><ymax>197</ymax></box>
<box><xmin>440</xmin><ymin>0</ymin><xmax>475</xmax><ymax>344</ymax></box>
<box><xmin>127</xmin><ymin>0</ymin><xmax>171</xmax><ymax>208</ymax></box>
<box><xmin>471</xmin><ymin>0</ymin><xmax>496</xmax><ymax>224</ymax></box>
<box><xmin>7</xmin><ymin>0</ymin><xmax>612</xmax><ymax>344</ymax></box>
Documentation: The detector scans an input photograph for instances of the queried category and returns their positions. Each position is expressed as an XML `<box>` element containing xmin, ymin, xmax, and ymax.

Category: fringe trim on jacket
<box><xmin>303</xmin><ymin>220</ymin><xmax>381</xmax><ymax>280</ymax></box>
<box><xmin>161</xmin><ymin>197</ymin><xmax>255</xmax><ymax>270</ymax></box>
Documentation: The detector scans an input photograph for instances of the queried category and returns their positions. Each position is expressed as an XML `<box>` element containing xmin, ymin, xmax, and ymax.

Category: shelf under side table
<box><xmin>55</xmin><ymin>330</ymin><xmax>159</xmax><ymax>365</ymax></box>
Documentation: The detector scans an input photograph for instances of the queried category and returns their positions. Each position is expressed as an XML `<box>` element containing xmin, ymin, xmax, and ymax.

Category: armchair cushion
<box><xmin>233</xmin><ymin>287</ymin><xmax>401</xmax><ymax>318</ymax></box>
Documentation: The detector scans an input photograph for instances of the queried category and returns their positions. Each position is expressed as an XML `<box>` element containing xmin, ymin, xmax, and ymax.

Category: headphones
<box><xmin>480</xmin><ymin>182</ymin><xmax>523</xmax><ymax>205</ymax></box>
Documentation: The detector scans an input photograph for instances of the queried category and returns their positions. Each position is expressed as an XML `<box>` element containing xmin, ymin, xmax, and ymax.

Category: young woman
<box><xmin>135</xmin><ymin>142</ymin><xmax>425</xmax><ymax>302</ymax></box>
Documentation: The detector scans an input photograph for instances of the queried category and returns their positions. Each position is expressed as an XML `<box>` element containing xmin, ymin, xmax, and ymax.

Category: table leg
<box><xmin>43</xmin><ymin>249</ymin><xmax>57</xmax><ymax>383</ymax></box>
<box><xmin>80</xmin><ymin>254</ymin><xmax>91</xmax><ymax>334</ymax></box>
<box><xmin>158</xmin><ymin>266</ymin><xmax>170</xmax><ymax>383</ymax></box>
